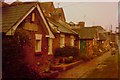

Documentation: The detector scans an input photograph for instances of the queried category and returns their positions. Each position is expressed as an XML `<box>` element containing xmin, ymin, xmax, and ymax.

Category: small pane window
<box><xmin>35</xmin><ymin>34</ymin><xmax>42</xmax><ymax>52</ymax></box>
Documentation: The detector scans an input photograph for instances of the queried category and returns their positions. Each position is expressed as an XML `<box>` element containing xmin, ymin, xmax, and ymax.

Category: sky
<box><xmin>4</xmin><ymin>0</ymin><xmax>119</xmax><ymax>32</ymax></box>
<box><xmin>54</xmin><ymin>2</ymin><xmax>118</xmax><ymax>32</ymax></box>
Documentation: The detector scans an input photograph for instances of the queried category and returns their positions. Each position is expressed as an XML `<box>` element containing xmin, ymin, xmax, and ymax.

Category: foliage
<box><xmin>79</xmin><ymin>53</ymin><xmax>91</xmax><ymax>62</ymax></box>
<box><xmin>2</xmin><ymin>29</ymin><xmax>37</xmax><ymax>79</ymax></box>
<box><xmin>93</xmin><ymin>45</ymin><xmax>103</xmax><ymax>56</ymax></box>
<box><xmin>54</xmin><ymin>46</ymin><xmax>80</xmax><ymax>60</ymax></box>
<box><xmin>65</xmin><ymin>56</ymin><xmax>73</xmax><ymax>63</ymax></box>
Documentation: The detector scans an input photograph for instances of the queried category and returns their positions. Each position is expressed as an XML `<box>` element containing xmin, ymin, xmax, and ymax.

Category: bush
<box><xmin>79</xmin><ymin>53</ymin><xmax>91</xmax><ymax>62</ymax></box>
<box><xmin>54</xmin><ymin>46</ymin><xmax>80</xmax><ymax>60</ymax></box>
<box><xmin>2</xmin><ymin>29</ymin><xmax>38</xmax><ymax>79</ymax></box>
<box><xmin>65</xmin><ymin>56</ymin><xmax>73</xmax><ymax>63</ymax></box>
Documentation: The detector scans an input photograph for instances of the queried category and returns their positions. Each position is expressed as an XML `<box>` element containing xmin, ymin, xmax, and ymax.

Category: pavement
<box><xmin>56</xmin><ymin>51</ymin><xmax>112</xmax><ymax>78</ymax></box>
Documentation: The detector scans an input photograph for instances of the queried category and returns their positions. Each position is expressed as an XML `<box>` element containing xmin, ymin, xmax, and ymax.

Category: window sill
<box><xmin>35</xmin><ymin>52</ymin><xmax>43</xmax><ymax>56</ymax></box>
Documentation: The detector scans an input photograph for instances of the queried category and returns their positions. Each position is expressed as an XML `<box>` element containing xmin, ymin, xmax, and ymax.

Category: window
<box><xmin>35</xmin><ymin>34</ymin><xmax>42</xmax><ymax>52</ymax></box>
<box><xmin>48</xmin><ymin>38</ymin><xmax>53</xmax><ymax>55</ymax></box>
<box><xmin>60</xmin><ymin>34</ymin><xmax>65</xmax><ymax>48</ymax></box>
<box><xmin>32</xmin><ymin>13</ymin><xmax>35</xmax><ymax>22</ymax></box>
<box><xmin>70</xmin><ymin>35</ymin><xmax>75</xmax><ymax>46</ymax></box>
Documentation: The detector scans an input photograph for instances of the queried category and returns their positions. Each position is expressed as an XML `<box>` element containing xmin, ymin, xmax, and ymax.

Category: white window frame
<box><xmin>60</xmin><ymin>34</ymin><xmax>65</xmax><ymax>48</ymax></box>
<box><xmin>70</xmin><ymin>35</ymin><xmax>75</xmax><ymax>46</ymax></box>
<box><xmin>32</xmin><ymin>13</ymin><xmax>35</xmax><ymax>22</ymax></box>
<box><xmin>48</xmin><ymin>38</ymin><xmax>53</xmax><ymax>55</ymax></box>
<box><xmin>35</xmin><ymin>34</ymin><xmax>42</xmax><ymax>52</ymax></box>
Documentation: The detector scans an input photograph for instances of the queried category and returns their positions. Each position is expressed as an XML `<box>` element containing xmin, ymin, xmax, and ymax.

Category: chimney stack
<box><xmin>78</xmin><ymin>21</ymin><xmax>85</xmax><ymax>27</ymax></box>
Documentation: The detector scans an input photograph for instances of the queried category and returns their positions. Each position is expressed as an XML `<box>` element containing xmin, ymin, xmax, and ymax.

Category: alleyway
<box><xmin>56</xmin><ymin>51</ymin><xmax>114</xmax><ymax>78</ymax></box>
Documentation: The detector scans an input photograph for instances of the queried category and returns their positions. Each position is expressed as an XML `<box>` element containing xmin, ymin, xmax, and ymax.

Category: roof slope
<box><xmin>73</xmin><ymin>27</ymin><xmax>97</xmax><ymax>39</ymax></box>
<box><xmin>98</xmin><ymin>33</ymin><xmax>106</xmax><ymax>40</ymax></box>
<box><xmin>47</xmin><ymin>18</ymin><xmax>77</xmax><ymax>35</ymax></box>
<box><xmin>2</xmin><ymin>2</ymin><xmax>55</xmax><ymax>38</ymax></box>
<box><xmin>2</xmin><ymin>3</ymin><xmax>36</xmax><ymax>33</ymax></box>
<box><xmin>40</xmin><ymin>2</ymin><xmax>54</xmax><ymax>11</ymax></box>
<box><xmin>92</xmin><ymin>26</ymin><xmax>106</xmax><ymax>32</ymax></box>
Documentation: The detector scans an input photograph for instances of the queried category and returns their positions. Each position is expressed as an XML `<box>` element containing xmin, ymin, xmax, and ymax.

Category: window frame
<box><xmin>70</xmin><ymin>35</ymin><xmax>75</xmax><ymax>46</ymax></box>
<box><xmin>60</xmin><ymin>34</ymin><xmax>65</xmax><ymax>48</ymax></box>
<box><xmin>35</xmin><ymin>34</ymin><xmax>42</xmax><ymax>52</ymax></box>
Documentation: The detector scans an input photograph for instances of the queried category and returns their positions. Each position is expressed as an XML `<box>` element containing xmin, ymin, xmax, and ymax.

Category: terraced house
<box><xmin>40</xmin><ymin>2</ymin><xmax>80</xmax><ymax>54</ymax></box>
<box><xmin>2</xmin><ymin>2</ymin><xmax>56</xmax><ymax>76</ymax></box>
<box><xmin>2</xmin><ymin>2</ymin><xmax>80</xmax><ymax>77</ymax></box>
<box><xmin>47</xmin><ymin>17</ymin><xmax>79</xmax><ymax>54</ymax></box>
<box><xmin>2</xmin><ymin>1</ymin><xmax>111</xmax><ymax>78</ymax></box>
<box><xmin>73</xmin><ymin>27</ymin><xmax>98</xmax><ymax>57</ymax></box>
<box><xmin>73</xmin><ymin>26</ymin><xmax>108</xmax><ymax>57</ymax></box>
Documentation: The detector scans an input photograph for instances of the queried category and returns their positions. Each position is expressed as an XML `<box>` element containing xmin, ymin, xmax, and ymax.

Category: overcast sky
<box><xmin>4</xmin><ymin>0</ymin><xmax>119</xmax><ymax>32</ymax></box>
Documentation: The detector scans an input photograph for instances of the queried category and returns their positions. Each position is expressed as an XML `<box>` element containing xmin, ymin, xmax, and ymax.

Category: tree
<box><xmin>2</xmin><ymin>29</ymin><xmax>37</xmax><ymax>79</ymax></box>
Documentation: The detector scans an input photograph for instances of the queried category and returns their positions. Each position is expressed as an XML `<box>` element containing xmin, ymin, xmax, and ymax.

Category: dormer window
<box><xmin>32</xmin><ymin>13</ymin><xmax>35</xmax><ymax>22</ymax></box>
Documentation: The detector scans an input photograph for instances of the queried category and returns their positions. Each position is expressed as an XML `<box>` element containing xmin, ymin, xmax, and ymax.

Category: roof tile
<box><xmin>2</xmin><ymin>3</ymin><xmax>36</xmax><ymax>33</ymax></box>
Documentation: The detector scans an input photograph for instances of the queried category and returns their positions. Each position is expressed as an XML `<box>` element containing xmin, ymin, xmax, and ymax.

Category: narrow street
<box><xmin>57</xmin><ymin>51</ymin><xmax>113</xmax><ymax>78</ymax></box>
<box><xmin>84</xmin><ymin>53</ymin><xmax>118</xmax><ymax>78</ymax></box>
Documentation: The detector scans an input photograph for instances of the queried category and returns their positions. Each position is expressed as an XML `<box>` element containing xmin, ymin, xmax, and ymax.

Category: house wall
<box><xmin>65</xmin><ymin>34</ymin><xmax>71</xmax><ymax>46</ymax></box>
<box><xmin>111</xmin><ymin>33</ymin><xmax>117</xmax><ymax>43</ymax></box>
<box><xmin>14</xmin><ymin>9</ymin><xmax>50</xmax><ymax>72</ymax></box>
<box><xmin>80</xmin><ymin>39</ymin><xmax>94</xmax><ymax>57</ymax></box>
<box><xmin>59</xmin><ymin>8</ymin><xmax>66</xmax><ymax>21</ymax></box>
<box><xmin>41</xmin><ymin>2</ymin><xmax>55</xmax><ymax>18</ymax></box>
<box><xmin>75</xmin><ymin>39</ymin><xmax>80</xmax><ymax>49</ymax></box>
<box><xmin>54</xmin><ymin>8</ymin><xmax>66</xmax><ymax>21</ymax></box>
<box><xmin>45</xmin><ymin>5</ymin><xmax>55</xmax><ymax>18</ymax></box>
<box><xmin>52</xmin><ymin>33</ymin><xmax>78</xmax><ymax>54</ymax></box>
<box><xmin>41</xmin><ymin>3</ymin><xmax>66</xmax><ymax>21</ymax></box>
<box><xmin>52</xmin><ymin>34</ymin><xmax>60</xmax><ymax>54</ymax></box>
<box><xmin>86</xmin><ymin>40</ymin><xmax>94</xmax><ymax>56</ymax></box>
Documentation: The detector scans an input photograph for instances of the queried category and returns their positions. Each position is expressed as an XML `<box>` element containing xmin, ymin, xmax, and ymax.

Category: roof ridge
<box><xmin>8</xmin><ymin>2</ymin><xmax>39</xmax><ymax>7</ymax></box>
